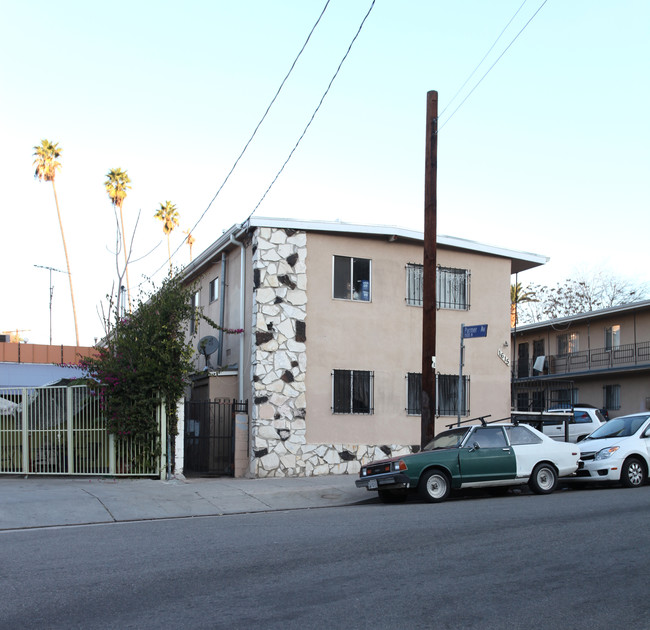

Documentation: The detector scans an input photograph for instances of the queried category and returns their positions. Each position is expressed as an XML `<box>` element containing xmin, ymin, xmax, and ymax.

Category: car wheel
<box><xmin>528</xmin><ymin>463</ymin><xmax>558</xmax><ymax>495</ymax></box>
<box><xmin>621</xmin><ymin>457</ymin><xmax>646</xmax><ymax>488</ymax></box>
<box><xmin>418</xmin><ymin>469</ymin><xmax>451</xmax><ymax>503</ymax></box>
<box><xmin>378</xmin><ymin>489</ymin><xmax>408</xmax><ymax>503</ymax></box>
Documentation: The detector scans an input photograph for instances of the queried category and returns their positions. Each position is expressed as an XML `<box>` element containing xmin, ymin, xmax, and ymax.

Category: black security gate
<box><xmin>184</xmin><ymin>399</ymin><xmax>243</xmax><ymax>476</ymax></box>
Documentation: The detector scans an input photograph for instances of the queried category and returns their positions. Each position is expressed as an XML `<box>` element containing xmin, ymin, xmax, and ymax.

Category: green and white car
<box><xmin>356</xmin><ymin>422</ymin><xmax>580</xmax><ymax>503</ymax></box>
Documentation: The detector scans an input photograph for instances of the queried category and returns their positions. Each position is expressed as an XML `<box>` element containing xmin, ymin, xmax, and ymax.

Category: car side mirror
<box><xmin>468</xmin><ymin>442</ymin><xmax>481</xmax><ymax>452</ymax></box>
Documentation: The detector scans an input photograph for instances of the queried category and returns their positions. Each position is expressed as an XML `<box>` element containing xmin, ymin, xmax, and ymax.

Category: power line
<box><xmin>439</xmin><ymin>0</ymin><xmax>529</xmax><ymax>119</ymax></box>
<box><xmin>151</xmin><ymin>0</ymin><xmax>332</xmax><ymax>279</ymax></box>
<box><xmin>439</xmin><ymin>0</ymin><xmax>550</xmax><ymax>132</ymax></box>
<box><xmin>246</xmin><ymin>0</ymin><xmax>376</xmax><ymax>221</ymax></box>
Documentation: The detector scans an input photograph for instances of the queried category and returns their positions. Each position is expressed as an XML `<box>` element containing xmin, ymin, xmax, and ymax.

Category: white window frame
<box><xmin>332</xmin><ymin>256</ymin><xmax>371</xmax><ymax>302</ymax></box>
<box><xmin>209</xmin><ymin>277</ymin><xmax>219</xmax><ymax>303</ymax></box>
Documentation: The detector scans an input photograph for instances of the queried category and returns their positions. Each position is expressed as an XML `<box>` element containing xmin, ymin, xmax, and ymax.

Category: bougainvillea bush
<box><xmin>80</xmin><ymin>273</ymin><xmax>198</xmax><ymax>444</ymax></box>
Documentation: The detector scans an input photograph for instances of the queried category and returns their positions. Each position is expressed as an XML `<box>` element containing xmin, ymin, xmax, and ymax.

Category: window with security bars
<box><xmin>603</xmin><ymin>384</ymin><xmax>621</xmax><ymax>410</ymax></box>
<box><xmin>437</xmin><ymin>373</ymin><xmax>469</xmax><ymax>416</ymax></box>
<box><xmin>405</xmin><ymin>264</ymin><xmax>469</xmax><ymax>310</ymax></box>
<box><xmin>406</xmin><ymin>372</ymin><xmax>469</xmax><ymax>417</ymax></box>
<box><xmin>406</xmin><ymin>372</ymin><xmax>422</xmax><ymax>414</ymax></box>
<box><xmin>332</xmin><ymin>370</ymin><xmax>373</xmax><ymax>414</ymax></box>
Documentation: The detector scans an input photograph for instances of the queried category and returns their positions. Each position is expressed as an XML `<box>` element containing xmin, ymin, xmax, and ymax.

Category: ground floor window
<box><xmin>407</xmin><ymin>373</ymin><xmax>469</xmax><ymax>416</ymax></box>
<box><xmin>332</xmin><ymin>370</ymin><xmax>374</xmax><ymax>414</ymax></box>
<box><xmin>603</xmin><ymin>384</ymin><xmax>621</xmax><ymax>410</ymax></box>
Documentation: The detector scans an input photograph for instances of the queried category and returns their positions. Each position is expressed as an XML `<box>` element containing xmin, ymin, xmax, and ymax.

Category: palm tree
<box><xmin>33</xmin><ymin>139</ymin><xmax>80</xmax><ymax>346</ymax></box>
<box><xmin>511</xmin><ymin>282</ymin><xmax>536</xmax><ymax>327</ymax></box>
<box><xmin>183</xmin><ymin>228</ymin><xmax>196</xmax><ymax>261</ymax></box>
<box><xmin>105</xmin><ymin>168</ymin><xmax>132</xmax><ymax>310</ymax></box>
<box><xmin>154</xmin><ymin>201</ymin><xmax>179</xmax><ymax>275</ymax></box>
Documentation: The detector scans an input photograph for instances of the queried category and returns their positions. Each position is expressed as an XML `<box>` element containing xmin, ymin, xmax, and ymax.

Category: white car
<box><xmin>575</xmin><ymin>412</ymin><xmax>650</xmax><ymax>487</ymax></box>
<box><xmin>543</xmin><ymin>406</ymin><xmax>606</xmax><ymax>443</ymax></box>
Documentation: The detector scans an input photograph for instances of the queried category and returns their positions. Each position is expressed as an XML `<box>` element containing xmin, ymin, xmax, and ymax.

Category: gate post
<box><xmin>159</xmin><ymin>400</ymin><xmax>167</xmax><ymax>480</ymax></box>
<box><xmin>21</xmin><ymin>388</ymin><xmax>29</xmax><ymax>475</ymax></box>
<box><xmin>108</xmin><ymin>434</ymin><xmax>116</xmax><ymax>475</ymax></box>
<box><xmin>66</xmin><ymin>387</ymin><xmax>74</xmax><ymax>474</ymax></box>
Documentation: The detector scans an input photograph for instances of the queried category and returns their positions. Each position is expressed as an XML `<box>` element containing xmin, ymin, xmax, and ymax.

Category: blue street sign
<box><xmin>463</xmin><ymin>324</ymin><xmax>488</xmax><ymax>339</ymax></box>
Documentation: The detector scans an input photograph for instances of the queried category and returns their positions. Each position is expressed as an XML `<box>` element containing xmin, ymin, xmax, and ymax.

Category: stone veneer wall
<box><xmin>250</xmin><ymin>227</ymin><xmax>412</xmax><ymax>478</ymax></box>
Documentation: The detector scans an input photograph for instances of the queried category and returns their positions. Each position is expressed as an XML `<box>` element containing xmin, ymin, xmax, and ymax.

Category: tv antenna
<box><xmin>34</xmin><ymin>264</ymin><xmax>69</xmax><ymax>345</ymax></box>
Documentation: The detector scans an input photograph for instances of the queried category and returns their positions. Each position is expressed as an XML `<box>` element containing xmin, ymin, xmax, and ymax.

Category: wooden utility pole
<box><xmin>421</xmin><ymin>90</ymin><xmax>438</xmax><ymax>448</ymax></box>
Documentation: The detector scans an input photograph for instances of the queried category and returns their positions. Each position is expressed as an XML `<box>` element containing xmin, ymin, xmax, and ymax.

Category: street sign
<box><xmin>462</xmin><ymin>324</ymin><xmax>488</xmax><ymax>339</ymax></box>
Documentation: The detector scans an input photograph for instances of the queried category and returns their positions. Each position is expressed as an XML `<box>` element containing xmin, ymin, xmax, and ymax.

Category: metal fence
<box><xmin>0</xmin><ymin>385</ymin><xmax>164</xmax><ymax>477</ymax></box>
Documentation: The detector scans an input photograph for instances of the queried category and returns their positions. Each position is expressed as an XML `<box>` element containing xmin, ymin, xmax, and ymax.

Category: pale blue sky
<box><xmin>1</xmin><ymin>1</ymin><xmax>649</xmax><ymax>345</ymax></box>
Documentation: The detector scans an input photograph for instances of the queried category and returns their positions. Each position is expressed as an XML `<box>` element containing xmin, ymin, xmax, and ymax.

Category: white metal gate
<box><xmin>0</xmin><ymin>386</ymin><xmax>166</xmax><ymax>477</ymax></box>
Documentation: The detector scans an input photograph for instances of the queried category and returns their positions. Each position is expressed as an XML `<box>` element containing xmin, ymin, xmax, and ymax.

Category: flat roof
<box><xmin>182</xmin><ymin>216</ymin><xmax>548</xmax><ymax>278</ymax></box>
<box><xmin>514</xmin><ymin>299</ymin><xmax>650</xmax><ymax>332</ymax></box>
<box><xmin>247</xmin><ymin>216</ymin><xmax>548</xmax><ymax>273</ymax></box>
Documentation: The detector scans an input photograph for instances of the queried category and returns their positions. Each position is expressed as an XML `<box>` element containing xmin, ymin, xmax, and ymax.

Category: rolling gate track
<box><xmin>0</xmin><ymin>386</ymin><xmax>164</xmax><ymax>477</ymax></box>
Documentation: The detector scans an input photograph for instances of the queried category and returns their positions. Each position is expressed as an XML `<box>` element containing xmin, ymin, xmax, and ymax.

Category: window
<box><xmin>557</xmin><ymin>332</ymin><xmax>579</xmax><ymax>355</ymax></box>
<box><xmin>406</xmin><ymin>264</ymin><xmax>424</xmax><ymax>306</ymax></box>
<box><xmin>333</xmin><ymin>256</ymin><xmax>371</xmax><ymax>301</ymax></box>
<box><xmin>406</xmin><ymin>372</ymin><xmax>422</xmax><ymax>415</ymax></box>
<box><xmin>438</xmin><ymin>267</ymin><xmax>469</xmax><ymax>310</ymax></box>
<box><xmin>505</xmin><ymin>425</ymin><xmax>542</xmax><ymax>445</ymax></box>
<box><xmin>551</xmin><ymin>388</ymin><xmax>578</xmax><ymax>409</ymax></box>
<box><xmin>605</xmin><ymin>325</ymin><xmax>621</xmax><ymax>350</ymax></box>
<box><xmin>404</xmin><ymin>264</ymin><xmax>469</xmax><ymax>310</ymax></box>
<box><xmin>332</xmin><ymin>370</ymin><xmax>373</xmax><ymax>414</ymax></box>
<box><xmin>189</xmin><ymin>291</ymin><xmax>200</xmax><ymax>335</ymax></box>
<box><xmin>437</xmin><ymin>374</ymin><xmax>469</xmax><ymax>417</ymax></box>
<box><xmin>471</xmin><ymin>427</ymin><xmax>507</xmax><ymax>448</ymax></box>
<box><xmin>209</xmin><ymin>277</ymin><xmax>219</xmax><ymax>303</ymax></box>
<box><xmin>603</xmin><ymin>384</ymin><xmax>621</xmax><ymax>410</ymax></box>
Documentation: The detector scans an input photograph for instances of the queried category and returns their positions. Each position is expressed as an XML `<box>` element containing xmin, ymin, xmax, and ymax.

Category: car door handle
<box><xmin>502</xmin><ymin>448</ymin><xmax>511</xmax><ymax>452</ymax></box>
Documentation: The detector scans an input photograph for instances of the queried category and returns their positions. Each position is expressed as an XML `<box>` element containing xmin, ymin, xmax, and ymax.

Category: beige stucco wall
<box><xmin>304</xmin><ymin>232</ymin><xmax>512</xmax><ymax>445</ymax></box>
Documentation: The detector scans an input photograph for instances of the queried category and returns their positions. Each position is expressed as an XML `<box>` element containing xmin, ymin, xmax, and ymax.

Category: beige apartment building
<box><xmin>512</xmin><ymin>300</ymin><xmax>650</xmax><ymax>418</ymax></box>
<box><xmin>181</xmin><ymin>217</ymin><xmax>546</xmax><ymax>478</ymax></box>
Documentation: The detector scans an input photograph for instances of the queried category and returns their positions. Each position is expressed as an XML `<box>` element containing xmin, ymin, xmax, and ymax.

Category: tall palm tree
<box><xmin>105</xmin><ymin>168</ymin><xmax>132</xmax><ymax>310</ymax></box>
<box><xmin>154</xmin><ymin>201</ymin><xmax>179</xmax><ymax>275</ymax></box>
<box><xmin>33</xmin><ymin>139</ymin><xmax>80</xmax><ymax>346</ymax></box>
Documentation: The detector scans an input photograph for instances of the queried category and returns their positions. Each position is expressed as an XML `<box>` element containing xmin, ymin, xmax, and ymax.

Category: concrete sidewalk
<box><xmin>0</xmin><ymin>474</ymin><xmax>370</xmax><ymax>530</ymax></box>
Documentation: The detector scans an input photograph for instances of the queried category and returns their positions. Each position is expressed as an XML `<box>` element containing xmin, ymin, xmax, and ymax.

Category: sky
<box><xmin>1</xmin><ymin>0</ymin><xmax>649</xmax><ymax>346</ymax></box>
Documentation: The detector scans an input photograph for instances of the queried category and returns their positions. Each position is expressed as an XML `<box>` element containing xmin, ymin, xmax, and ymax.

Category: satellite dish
<box><xmin>198</xmin><ymin>335</ymin><xmax>219</xmax><ymax>368</ymax></box>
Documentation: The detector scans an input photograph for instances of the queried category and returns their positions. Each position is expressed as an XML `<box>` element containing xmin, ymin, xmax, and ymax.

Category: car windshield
<box><xmin>587</xmin><ymin>414</ymin><xmax>650</xmax><ymax>440</ymax></box>
<box><xmin>423</xmin><ymin>428</ymin><xmax>469</xmax><ymax>451</ymax></box>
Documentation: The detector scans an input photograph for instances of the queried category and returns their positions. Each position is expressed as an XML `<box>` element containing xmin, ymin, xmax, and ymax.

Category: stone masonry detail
<box><xmin>250</xmin><ymin>227</ymin><xmax>412</xmax><ymax>478</ymax></box>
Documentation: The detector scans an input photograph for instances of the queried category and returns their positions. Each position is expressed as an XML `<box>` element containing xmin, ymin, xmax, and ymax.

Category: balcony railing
<box><xmin>515</xmin><ymin>341</ymin><xmax>650</xmax><ymax>379</ymax></box>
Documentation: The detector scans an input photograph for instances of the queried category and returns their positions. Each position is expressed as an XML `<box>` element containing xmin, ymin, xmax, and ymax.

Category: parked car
<box><xmin>574</xmin><ymin>412</ymin><xmax>650</xmax><ymax>487</ymax></box>
<box><xmin>543</xmin><ymin>406</ymin><xmax>606</xmax><ymax>443</ymax></box>
<box><xmin>355</xmin><ymin>422</ymin><xmax>580</xmax><ymax>503</ymax></box>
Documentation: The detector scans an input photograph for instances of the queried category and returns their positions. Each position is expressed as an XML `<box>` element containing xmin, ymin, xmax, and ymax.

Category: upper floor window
<box><xmin>605</xmin><ymin>325</ymin><xmax>621</xmax><ymax>350</ymax></box>
<box><xmin>557</xmin><ymin>332</ymin><xmax>579</xmax><ymax>355</ymax></box>
<box><xmin>189</xmin><ymin>291</ymin><xmax>200</xmax><ymax>335</ymax></box>
<box><xmin>332</xmin><ymin>369</ymin><xmax>374</xmax><ymax>414</ymax></box>
<box><xmin>405</xmin><ymin>264</ymin><xmax>470</xmax><ymax>310</ymax></box>
<box><xmin>333</xmin><ymin>256</ymin><xmax>371</xmax><ymax>301</ymax></box>
<box><xmin>209</xmin><ymin>277</ymin><xmax>219</xmax><ymax>303</ymax></box>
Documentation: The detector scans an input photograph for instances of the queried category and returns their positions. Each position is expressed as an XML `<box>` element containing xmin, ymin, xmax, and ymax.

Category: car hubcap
<box><xmin>537</xmin><ymin>468</ymin><xmax>554</xmax><ymax>491</ymax></box>
<box><xmin>628</xmin><ymin>463</ymin><xmax>643</xmax><ymax>486</ymax></box>
<box><xmin>427</xmin><ymin>475</ymin><xmax>446</xmax><ymax>498</ymax></box>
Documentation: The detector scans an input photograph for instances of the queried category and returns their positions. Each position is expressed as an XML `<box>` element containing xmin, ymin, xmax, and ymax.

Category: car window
<box><xmin>589</xmin><ymin>414</ymin><xmax>650</xmax><ymax>439</ymax></box>
<box><xmin>470</xmin><ymin>427</ymin><xmax>507</xmax><ymax>448</ymax></box>
<box><xmin>574</xmin><ymin>411</ymin><xmax>591</xmax><ymax>424</ymax></box>
<box><xmin>423</xmin><ymin>428</ymin><xmax>469</xmax><ymax>451</ymax></box>
<box><xmin>505</xmin><ymin>425</ymin><xmax>543</xmax><ymax>445</ymax></box>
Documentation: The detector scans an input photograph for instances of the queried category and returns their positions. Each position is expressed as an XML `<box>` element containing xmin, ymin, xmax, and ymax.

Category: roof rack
<box><xmin>445</xmin><ymin>414</ymin><xmax>491</xmax><ymax>429</ymax></box>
